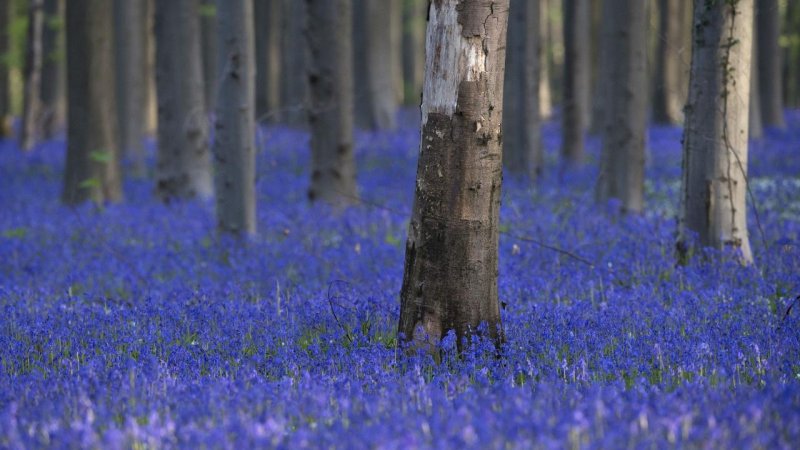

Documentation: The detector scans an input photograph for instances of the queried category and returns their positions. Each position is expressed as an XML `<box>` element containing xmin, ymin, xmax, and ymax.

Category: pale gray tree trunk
<box><xmin>504</xmin><ymin>0</ymin><xmax>542</xmax><ymax>179</ymax></box>
<box><xmin>539</xmin><ymin>0</ymin><xmax>552</xmax><ymax>119</ymax></box>
<box><xmin>280</xmin><ymin>0</ymin><xmax>308</xmax><ymax>127</ymax></box>
<box><xmin>40</xmin><ymin>0</ymin><xmax>64</xmax><ymax>139</ymax></box>
<box><xmin>0</xmin><ymin>0</ymin><xmax>8</xmax><ymax>136</ymax></box>
<box><xmin>200</xmin><ymin>0</ymin><xmax>218</xmax><ymax>114</ymax></box>
<box><xmin>756</xmin><ymin>0</ymin><xmax>784</xmax><ymax>128</ymax></box>
<box><xmin>20</xmin><ymin>0</ymin><xmax>44</xmax><ymax>151</ymax></box>
<box><xmin>114</xmin><ymin>0</ymin><xmax>147</xmax><ymax>175</ymax></box>
<box><xmin>678</xmin><ymin>0</ymin><xmax>753</xmax><ymax>264</ymax></box>
<box><xmin>353</xmin><ymin>0</ymin><xmax>398</xmax><ymax>130</ymax></box>
<box><xmin>63</xmin><ymin>0</ymin><xmax>122</xmax><ymax>204</ymax></box>
<box><xmin>213</xmin><ymin>0</ymin><xmax>256</xmax><ymax>235</ymax></box>
<box><xmin>653</xmin><ymin>0</ymin><xmax>688</xmax><ymax>125</ymax></box>
<box><xmin>561</xmin><ymin>0</ymin><xmax>589</xmax><ymax>167</ymax></box>
<box><xmin>749</xmin><ymin>14</ymin><xmax>763</xmax><ymax>139</ymax></box>
<box><xmin>154</xmin><ymin>0</ymin><xmax>213</xmax><ymax>200</ymax></box>
<box><xmin>595</xmin><ymin>0</ymin><xmax>647</xmax><ymax>214</ymax></box>
<box><xmin>144</xmin><ymin>0</ymin><xmax>157</xmax><ymax>136</ymax></box>
<box><xmin>399</xmin><ymin>0</ymin><xmax>509</xmax><ymax>351</ymax></box>
<box><xmin>306</xmin><ymin>0</ymin><xmax>358</xmax><ymax>207</ymax></box>
<box><xmin>254</xmin><ymin>0</ymin><xmax>281</xmax><ymax>123</ymax></box>
<box><xmin>401</xmin><ymin>0</ymin><xmax>426</xmax><ymax>106</ymax></box>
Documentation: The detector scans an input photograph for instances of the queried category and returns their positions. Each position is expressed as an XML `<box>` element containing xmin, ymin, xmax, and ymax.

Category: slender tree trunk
<box><xmin>114</xmin><ymin>0</ymin><xmax>147</xmax><ymax>175</ymax></box>
<box><xmin>40</xmin><ymin>0</ymin><xmax>64</xmax><ymax>139</ymax></box>
<box><xmin>399</xmin><ymin>0</ymin><xmax>509</xmax><ymax>351</ymax></box>
<box><xmin>750</xmin><ymin>14</ymin><xmax>764</xmax><ymax>139</ymax></box>
<box><xmin>353</xmin><ymin>0</ymin><xmax>398</xmax><ymax>130</ymax></box>
<box><xmin>588</xmin><ymin>0</ymin><xmax>603</xmax><ymax>134</ymax></box>
<box><xmin>595</xmin><ymin>0</ymin><xmax>647</xmax><ymax>213</ymax></box>
<box><xmin>280</xmin><ymin>0</ymin><xmax>308</xmax><ymax>127</ymax></box>
<box><xmin>401</xmin><ymin>0</ymin><xmax>426</xmax><ymax>106</ymax></box>
<box><xmin>504</xmin><ymin>0</ymin><xmax>542</xmax><ymax>179</ymax></box>
<box><xmin>785</xmin><ymin>0</ymin><xmax>800</xmax><ymax>108</ymax></box>
<box><xmin>652</xmin><ymin>0</ymin><xmax>685</xmax><ymax>124</ymax></box>
<box><xmin>20</xmin><ymin>0</ymin><xmax>44</xmax><ymax>151</ymax></box>
<box><xmin>154</xmin><ymin>0</ymin><xmax>213</xmax><ymax>201</ymax></box>
<box><xmin>144</xmin><ymin>0</ymin><xmax>157</xmax><ymax>136</ymax></box>
<box><xmin>678</xmin><ymin>0</ymin><xmax>753</xmax><ymax>264</ymax></box>
<box><xmin>213</xmin><ymin>0</ymin><xmax>256</xmax><ymax>235</ymax></box>
<box><xmin>390</xmin><ymin>0</ymin><xmax>403</xmax><ymax>104</ymax></box>
<box><xmin>254</xmin><ymin>0</ymin><xmax>281</xmax><ymax>123</ymax></box>
<box><xmin>63</xmin><ymin>0</ymin><xmax>122</xmax><ymax>204</ymax></box>
<box><xmin>561</xmin><ymin>0</ymin><xmax>589</xmax><ymax>167</ymax></box>
<box><xmin>539</xmin><ymin>0</ymin><xmax>552</xmax><ymax>119</ymax></box>
<box><xmin>306</xmin><ymin>0</ymin><xmax>358</xmax><ymax>207</ymax></box>
<box><xmin>200</xmin><ymin>0</ymin><xmax>218</xmax><ymax>114</ymax></box>
<box><xmin>756</xmin><ymin>0</ymin><xmax>784</xmax><ymax>128</ymax></box>
<box><xmin>0</xmin><ymin>0</ymin><xmax>9</xmax><ymax>137</ymax></box>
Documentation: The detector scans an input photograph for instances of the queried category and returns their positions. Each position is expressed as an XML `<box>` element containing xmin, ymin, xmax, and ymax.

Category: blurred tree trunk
<box><xmin>538</xmin><ymin>0</ymin><xmax>552</xmax><ymax>119</ymax></box>
<box><xmin>306</xmin><ymin>0</ymin><xmax>358</xmax><ymax>207</ymax></box>
<box><xmin>353</xmin><ymin>0</ymin><xmax>398</xmax><ymax>130</ymax></box>
<box><xmin>652</xmin><ymin>0</ymin><xmax>685</xmax><ymax>125</ymax></box>
<box><xmin>63</xmin><ymin>0</ymin><xmax>122</xmax><ymax>204</ymax></box>
<box><xmin>504</xmin><ymin>0</ymin><xmax>542</xmax><ymax>179</ymax></box>
<box><xmin>114</xmin><ymin>0</ymin><xmax>147</xmax><ymax>175</ymax></box>
<box><xmin>280</xmin><ymin>0</ymin><xmax>308</xmax><ymax>127</ymax></box>
<box><xmin>213</xmin><ymin>0</ymin><xmax>256</xmax><ymax>235</ymax></box>
<box><xmin>678</xmin><ymin>0</ymin><xmax>753</xmax><ymax>264</ymax></box>
<box><xmin>750</xmin><ymin>14</ymin><xmax>763</xmax><ymax>139</ymax></box>
<box><xmin>561</xmin><ymin>0</ymin><xmax>589</xmax><ymax>167</ymax></box>
<box><xmin>40</xmin><ymin>0</ymin><xmax>64</xmax><ymax>139</ymax></box>
<box><xmin>144</xmin><ymin>0</ymin><xmax>157</xmax><ymax>136</ymax></box>
<box><xmin>254</xmin><ymin>0</ymin><xmax>281</xmax><ymax>123</ymax></box>
<box><xmin>200</xmin><ymin>0</ymin><xmax>218</xmax><ymax>114</ymax></box>
<box><xmin>20</xmin><ymin>0</ymin><xmax>43</xmax><ymax>151</ymax></box>
<box><xmin>154</xmin><ymin>0</ymin><xmax>213</xmax><ymax>200</ymax></box>
<box><xmin>595</xmin><ymin>0</ymin><xmax>647</xmax><ymax>214</ymax></box>
<box><xmin>0</xmin><ymin>0</ymin><xmax>8</xmax><ymax>137</ymax></box>
<box><xmin>401</xmin><ymin>0</ymin><xmax>425</xmax><ymax>106</ymax></box>
<box><xmin>784</xmin><ymin>0</ymin><xmax>800</xmax><ymax>108</ymax></box>
<box><xmin>756</xmin><ymin>0</ymin><xmax>784</xmax><ymax>128</ymax></box>
<box><xmin>398</xmin><ymin>0</ymin><xmax>508</xmax><ymax>351</ymax></box>
<box><xmin>588</xmin><ymin>0</ymin><xmax>603</xmax><ymax>134</ymax></box>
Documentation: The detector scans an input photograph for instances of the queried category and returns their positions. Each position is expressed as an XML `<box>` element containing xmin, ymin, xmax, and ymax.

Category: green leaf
<box><xmin>79</xmin><ymin>177</ymin><xmax>101</xmax><ymax>189</ymax></box>
<box><xmin>89</xmin><ymin>150</ymin><xmax>113</xmax><ymax>163</ymax></box>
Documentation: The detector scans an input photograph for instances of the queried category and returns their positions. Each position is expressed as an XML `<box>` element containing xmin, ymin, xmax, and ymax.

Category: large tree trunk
<box><xmin>280</xmin><ymin>0</ymin><xmax>308</xmax><ymax>127</ymax></box>
<box><xmin>306</xmin><ymin>0</ymin><xmax>358</xmax><ymax>207</ymax></box>
<box><xmin>353</xmin><ymin>0</ymin><xmax>398</xmax><ymax>130</ymax></box>
<box><xmin>254</xmin><ymin>0</ymin><xmax>281</xmax><ymax>123</ymax></box>
<box><xmin>678</xmin><ymin>0</ymin><xmax>753</xmax><ymax>264</ymax></box>
<box><xmin>561</xmin><ymin>0</ymin><xmax>590</xmax><ymax>167</ymax></box>
<box><xmin>114</xmin><ymin>0</ymin><xmax>148</xmax><ymax>175</ymax></box>
<box><xmin>652</xmin><ymin>0</ymin><xmax>687</xmax><ymax>125</ymax></box>
<box><xmin>200</xmin><ymin>0</ymin><xmax>218</xmax><ymax>114</ymax></box>
<box><xmin>0</xmin><ymin>0</ymin><xmax>9</xmax><ymax>137</ymax></box>
<box><xmin>40</xmin><ymin>0</ymin><xmax>64</xmax><ymax>139</ymax></box>
<box><xmin>756</xmin><ymin>0</ymin><xmax>784</xmax><ymax>129</ymax></box>
<box><xmin>20</xmin><ymin>0</ymin><xmax>44</xmax><ymax>151</ymax></box>
<box><xmin>154</xmin><ymin>0</ymin><xmax>213</xmax><ymax>201</ymax></box>
<box><xmin>63</xmin><ymin>0</ymin><xmax>122</xmax><ymax>204</ymax></box>
<box><xmin>213</xmin><ymin>0</ymin><xmax>256</xmax><ymax>235</ymax></box>
<box><xmin>595</xmin><ymin>0</ymin><xmax>647</xmax><ymax>214</ymax></box>
<box><xmin>398</xmin><ymin>0</ymin><xmax>509</xmax><ymax>351</ymax></box>
<box><xmin>401</xmin><ymin>0</ymin><xmax>426</xmax><ymax>106</ymax></box>
<box><xmin>503</xmin><ymin>0</ymin><xmax>542</xmax><ymax>179</ymax></box>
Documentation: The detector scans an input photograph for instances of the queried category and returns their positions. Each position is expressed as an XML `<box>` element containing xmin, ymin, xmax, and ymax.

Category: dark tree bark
<box><xmin>756</xmin><ymin>0</ymin><xmax>784</xmax><ymax>128</ymax></box>
<box><xmin>503</xmin><ymin>0</ymin><xmax>542</xmax><ymax>179</ymax></box>
<box><xmin>20</xmin><ymin>0</ymin><xmax>44</xmax><ymax>151</ymax></box>
<box><xmin>145</xmin><ymin>0</ymin><xmax>157</xmax><ymax>136</ymax></box>
<box><xmin>398</xmin><ymin>0</ymin><xmax>509</xmax><ymax>351</ymax></box>
<box><xmin>785</xmin><ymin>0</ymin><xmax>800</xmax><ymax>107</ymax></box>
<box><xmin>114</xmin><ymin>0</ymin><xmax>148</xmax><ymax>175</ymax></box>
<box><xmin>750</xmin><ymin>14</ymin><xmax>764</xmax><ymax>139</ymax></box>
<box><xmin>353</xmin><ymin>0</ymin><xmax>398</xmax><ymax>130</ymax></box>
<box><xmin>561</xmin><ymin>0</ymin><xmax>590</xmax><ymax>167</ymax></box>
<box><xmin>0</xmin><ymin>0</ymin><xmax>9</xmax><ymax>137</ymax></box>
<box><xmin>401</xmin><ymin>0</ymin><xmax>426</xmax><ymax>106</ymax></box>
<box><xmin>40</xmin><ymin>0</ymin><xmax>64</xmax><ymax>139</ymax></box>
<box><xmin>280</xmin><ymin>0</ymin><xmax>308</xmax><ymax>127</ymax></box>
<box><xmin>200</xmin><ymin>0</ymin><xmax>218</xmax><ymax>114</ymax></box>
<box><xmin>254</xmin><ymin>0</ymin><xmax>281</xmax><ymax>123</ymax></box>
<box><xmin>154</xmin><ymin>0</ymin><xmax>213</xmax><ymax>201</ymax></box>
<box><xmin>652</xmin><ymin>0</ymin><xmax>688</xmax><ymax>125</ymax></box>
<box><xmin>213</xmin><ymin>0</ymin><xmax>256</xmax><ymax>235</ymax></box>
<box><xmin>678</xmin><ymin>0</ymin><xmax>754</xmax><ymax>264</ymax></box>
<box><xmin>306</xmin><ymin>0</ymin><xmax>358</xmax><ymax>207</ymax></box>
<box><xmin>595</xmin><ymin>0</ymin><xmax>647</xmax><ymax>214</ymax></box>
<box><xmin>63</xmin><ymin>0</ymin><xmax>122</xmax><ymax>204</ymax></box>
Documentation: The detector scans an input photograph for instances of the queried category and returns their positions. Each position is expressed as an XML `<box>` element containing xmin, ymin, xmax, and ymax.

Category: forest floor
<box><xmin>1</xmin><ymin>113</ymin><xmax>799</xmax><ymax>448</ymax></box>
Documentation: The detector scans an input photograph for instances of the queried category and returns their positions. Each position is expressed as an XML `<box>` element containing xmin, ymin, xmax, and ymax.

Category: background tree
<box><xmin>40</xmin><ymin>0</ymin><xmax>63</xmax><ymax>139</ymax></box>
<box><xmin>114</xmin><ymin>0</ymin><xmax>148</xmax><ymax>175</ymax></box>
<box><xmin>561</xmin><ymin>0</ymin><xmax>589</xmax><ymax>167</ymax></box>
<box><xmin>401</xmin><ymin>0</ymin><xmax>425</xmax><ymax>106</ymax></box>
<box><xmin>62</xmin><ymin>0</ymin><xmax>122</xmax><ymax>204</ymax></box>
<box><xmin>280</xmin><ymin>0</ymin><xmax>308</xmax><ymax>127</ymax></box>
<box><xmin>538</xmin><ymin>0</ymin><xmax>553</xmax><ymax>119</ymax></box>
<box><xmin>595</xmin><ymin>0</ymin><xmax>647</xmax><ymax>213</ymax></box>
<box><xmin>19</xmin><ymin>0</ymin><xmax>43</xmax><ymax>151</ymax></box>
<box><xmin>254</xmin><ymin>0</ymin><xmax>281</xmax><ymax>123</ymax></box>
<box><xmin>756</xmin><ymin>0</ymin><xmax>784</xmax><ymax>129</ymax></box>
<box><xmin>353</xmin><ymin>0</ymin><xmax>398</xmax><ymax>130</ymax></box>
<box><xmin>784</xmin><ymin>0</ymin><xmax>800</xmax><ymax>107</ymax></box>
<box><xmin>398</xmin><ymin>0</ymin><xmax>509</xmax><ymax>350</ymax></box>
<box><xmin>678</xmin><ymin>0</ymin><xmax>754</xmax><ymax>264</ymax></box>
<box><xmin>154</xmin><ymin>0</ymin><xmax>213</xmax><ymax>201</ymax></box>
<box><xmin>305</xmin><ymin>0</ymin><xmax>358</xmax><ymax>207</ymax></box>
<box><xmin>652</xmin><ymin>0</ymin><xmax>690</xmax><ymax>125</ymax></box>
<box><xmin>0</xmin><ymin>0</ymin><xmax>8</xmax><ymax>137</ymax></box>
<box><xmin>199</xmin><ymin>0</ymin><xmax>218</xmax><ymax>114</ymax></box>
<box><xmin>503</xmin><ymin>0</ymin><xmax>542</xmax><ymax>179</ymax></box>
<box><xmin>213</xmin><ymin>0</ymin><xmax>256</xmax><ymax>236</ymax></box>
<box><xmin>750</xmin><ymin>13</ymin><xmax>764</xmax><ymax>139</ymax></box>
